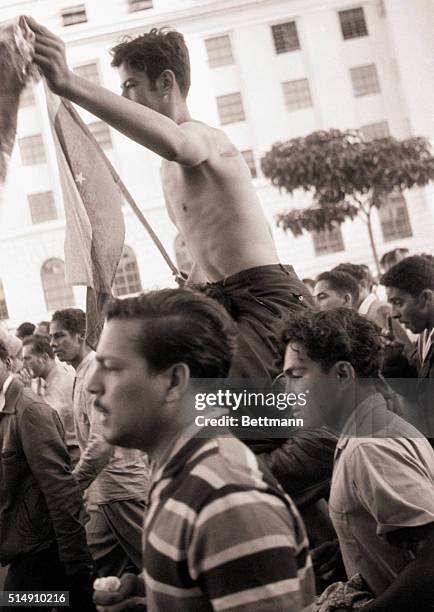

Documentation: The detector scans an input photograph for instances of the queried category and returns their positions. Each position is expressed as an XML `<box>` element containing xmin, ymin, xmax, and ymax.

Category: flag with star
<box><xmin>46</xmin><ymin>89</ymin><xmax>125</xmax><ymax>348</ymax></box>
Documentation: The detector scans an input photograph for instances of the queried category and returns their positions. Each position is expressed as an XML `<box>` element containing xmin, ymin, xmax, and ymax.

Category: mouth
<box><xmin>94</xmin><ymin>401</ymin><xmax>109</xmax><ymax>416</ymax></box>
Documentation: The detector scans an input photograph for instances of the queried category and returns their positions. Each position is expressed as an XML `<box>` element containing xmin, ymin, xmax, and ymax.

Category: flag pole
<box><xmin>62</xmin><ymin>99</ymin><xmax>181</xmax><ymax>281</ymax></box>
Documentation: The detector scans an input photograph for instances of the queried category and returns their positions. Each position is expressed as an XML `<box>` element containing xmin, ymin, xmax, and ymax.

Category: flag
<box><xmin>46</xmin><ymin>90</ymin><xmax>125</xmax><ymax>348</ymax></box>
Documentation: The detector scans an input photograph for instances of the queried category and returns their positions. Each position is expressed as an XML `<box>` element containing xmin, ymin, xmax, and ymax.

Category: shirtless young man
<box><xmin>28</xmin><ymin>20</ymin><xmax>312</xmax><ymax>379</ymax></box>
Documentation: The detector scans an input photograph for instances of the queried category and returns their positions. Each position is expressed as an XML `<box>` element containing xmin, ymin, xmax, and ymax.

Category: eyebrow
<box><xmin>95</xmin><ymin>354</ymin><xmax>123</xmax><ymax>362</ymax></box>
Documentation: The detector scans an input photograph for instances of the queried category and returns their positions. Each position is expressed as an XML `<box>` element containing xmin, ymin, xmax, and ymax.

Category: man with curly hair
<box><xmin>282</xmin><ymin>307</ymin><xmax>434</xmax><ymax>610</ymax></box>
<box><xmin>27</xmin><ymin>18</ymin><xmax>312</xmax><ymax>381</ymax></box>
<box><xmin>382</xmin><ymin>255</ymin><xmax>434</xmax><ymax>381</ymax></box>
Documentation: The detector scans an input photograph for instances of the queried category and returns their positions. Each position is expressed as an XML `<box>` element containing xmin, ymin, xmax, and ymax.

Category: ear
<box><xmin>418</xmin><ymin>289</ymin><xmax>433</xmax><ymax>308</ymax></box>
<box><xmin>165</xmin><ymin>362</ymin><xmax>190</xmax><ymax>403</ymax></box>
<box><xmin>156</xmin><ymin>69</ymin><xmax>175</xmax><ymax>94</ymax></box>
<box><xmin>331</xmin><ymin>360</ymin><xmax>355</xmax><ymax>383</ymax></box>
<box><xmin>343</xmin><ymin>292</ymin><xmax>352</xmax><ymax>306</ymax></box>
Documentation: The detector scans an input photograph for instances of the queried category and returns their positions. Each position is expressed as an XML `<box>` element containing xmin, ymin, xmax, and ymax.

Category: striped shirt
<box><xmin>144</xmin><ymin>434</ymin><xmax>315</xmax><ymax>611</ymax></box>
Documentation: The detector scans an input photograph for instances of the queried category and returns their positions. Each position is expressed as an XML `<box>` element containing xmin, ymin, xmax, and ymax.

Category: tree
<box><xmin>261</xmin><ymin>130</ymin><xmax>434</xmax><ymax>273</ymax></box>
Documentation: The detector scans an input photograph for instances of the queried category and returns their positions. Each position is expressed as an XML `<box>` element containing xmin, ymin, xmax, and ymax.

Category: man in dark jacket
<box><xmin>0</xmin><ymin>340</ymin><xmax>95</xmax><ymax>610</ymax></box>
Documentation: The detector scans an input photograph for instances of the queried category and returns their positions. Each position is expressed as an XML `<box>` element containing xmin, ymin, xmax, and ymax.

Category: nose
<box><xmin>391</xmin><ymin>305</ymin><xmax>400</xmax><ymax>319</ymax></box>
<box><xmin>87</xmin><ymin>362</ymin><xmax>101</xmax><ymax>396</ymax></box>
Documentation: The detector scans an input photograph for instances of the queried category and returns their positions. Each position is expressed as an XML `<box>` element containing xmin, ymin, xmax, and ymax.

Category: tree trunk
<box><xmin>365</xmin><ymin>209</ymin><xmax>381</xmax><ymax>276</ymax></box>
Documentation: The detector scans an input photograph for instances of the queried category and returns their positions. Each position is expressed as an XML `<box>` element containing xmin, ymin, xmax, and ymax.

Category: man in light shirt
<box><xmin>22</xmin><ymin>335</ymin><xmax>79</xmax><ymax>465</ymax></box>
<box><xmin>282</xmin><ymin>307</ymin><xmax>434</xmax><ymax>610</ymax></box>
<box><xmin>50</xmin><ymin>308</ymin><xmax>150</xmax><ymax>577</ymax></box>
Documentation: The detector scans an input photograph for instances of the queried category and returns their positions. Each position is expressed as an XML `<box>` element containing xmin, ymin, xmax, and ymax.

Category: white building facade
<box><xmin>0</xmin><ymin>0</ymin><xmax>433</xmax><ymax>327</ymax></box>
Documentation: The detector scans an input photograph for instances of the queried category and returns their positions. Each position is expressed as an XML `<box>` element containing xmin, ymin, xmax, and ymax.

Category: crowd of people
<box><xmin>1</xmin><ymin>251</ymin><xmax>433</xmax><ymax>611</ymax></box>
<box><xmin>0</xmin><ymin>17</ymin><xmax>433</xmax><ymax>611</ymax></box>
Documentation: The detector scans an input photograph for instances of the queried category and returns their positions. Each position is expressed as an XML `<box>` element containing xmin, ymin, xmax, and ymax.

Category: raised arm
<box><xmin>26</xmin><ymin>17</ymin><xmax>209</xmax><ymax>166</ymax></box>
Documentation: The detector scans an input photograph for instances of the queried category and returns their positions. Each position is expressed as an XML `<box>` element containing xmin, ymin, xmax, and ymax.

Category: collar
<box><xmin>358</xmin><ymin>293</ymin><xmax>377</xmax><ymax>315</ymax></box>
<box><xmin>150</xmin><ymin>409</ymin><xmax>224</xmax><ymax>489</ymax></box>
<box><xmin>335</xmin><ymin>392</ymin><xmax>388</xmax><ymax>454</ymax></box>
<box><xmin>75</xmin><ymin>350</ymin><xmax>95</xmax><ymax>378</ymax></box>
<box><xmin>420</xmin><ymin>327</ymin><xmax>434</xmax><ymax>363</ymax></box>
<box><xmin>0</xmin><ymin>374</ymin><xmax>15</xmax><ymax>412</ymax></box>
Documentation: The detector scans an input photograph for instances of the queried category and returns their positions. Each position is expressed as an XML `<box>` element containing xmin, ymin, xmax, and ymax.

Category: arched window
<box><xmin>41</xmin><ymin>258</ymin><xmax>75</xmax><ymax>311</ymax></box>
<box><xmin>0</xmin><ymin>280</ymin><xmax>9</xmax><ymax>320</ymax></box>
<box><xmin>113</xmin><ymin>246</ymin><xmax>142</xmax><ymax>297</ymax></box>
<box><xmin>174</xmin><ymin>234</ymin><xmax>193</xmax><ymax>276</ymax></box>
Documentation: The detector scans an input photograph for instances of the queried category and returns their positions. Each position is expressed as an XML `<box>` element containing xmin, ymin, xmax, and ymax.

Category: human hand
<box><xmin>311</xmin><ymin>539</ymin><xmax>342</xmax><ymax>579</ymax></box>
<box><xmin>94</xmin><ymin>573</ymin><xmax>146</xmax><ymax>612</ymax></box>
<box><xmin>25</xmin><ymin>16</ymin><xmax>73</xmax><ymax>95</ymax></box>
<box><xmin>14</xmin><ymin>367</ymin><xmax>32</xmax><ymax>387</ymax></box>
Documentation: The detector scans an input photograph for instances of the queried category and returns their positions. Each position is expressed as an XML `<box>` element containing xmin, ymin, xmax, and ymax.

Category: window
<box><xmin>282</xmin><ymin>79</ymin><xmax>312</xmax><ymax>111</ymax></box>
<box><xmin>41</xmin><ymin>259</ymin><xmax>75</xmax><ymax>311</ymax></box>
<box><xmin>241</xmin><ymin>150</ymin><xmax>258</xmax><ymax>178</ymax></box>
<box><xmin>128</xmin><ymin>0</ymin><xmax>153</xmax><ymax>11</ymax></box>
<box><xmin>360</xmin><ymin>121</ymin><xmax>390</xmax><ymax>141</ymax></box>
<box><xmin>312</xmin><ymin>226</ymin><xmax>345</xmax><ymax>256</ymax></box>
<box><xmin>114</xmin><ymin>246</ymin><xmax>142</xmax><ymax>296</ymax></box>
<box><xmin>174</xmin><ymin>234</ymin><xmax>194</xmax><ymax>276</ymax></box>
<box><xmin>28</xmin><ymin>192</ymin><xmax>57</xmax><ymax>224</ymax></box>
<box><xmin>205</xmin><ymin>35</ymin><xmax>234</xmax><ymax>68</ymax></box>
<box><xmin>19</xmin><ymin>83</ymin><xmax>35</xmax><ymax>108</ymax></box>
<box><xmin>350</xmin><ymin>64</ymin><xmax>380</xmax><ymax>97</ymax></box>
<box><xmin>216</xmin><ymin>93</ymin><xmax>245</xmax><ymax>125</ymax></box>
<box><xmin>379</xmin><ymin>193</ymin><xmax>412</xmax><ymax>242</ymax></box>
<box><xmin>271</xmin><ymin>22</ymin><xmax>300</xmax><ymax>54</ymax></box>
<box><xmin>0</xmin><ymin>280</ymin><xmax>8</xmax><ymax>321</ymax></box>
<box><xmin>18</xmin><ymin>135</ymin><xmax>46</xmax><ymax>166</ymax></box>
<box><xmin>61</xmin><ymin>4</ymin><xmax>87</xmax><ymax>26</ymax></box>
<box><xmin>339</xmin><ymin>7</ymin><xmax>368</xmax><ymax>40</ymax></box>
<box><xmin>73</xmin><ymin>62</ymin><xmax>100</xmax><ymax>85</ymax></box>
<box><xmin>88</xmin><ymin>121</ymin><xmax>112</xmax><ymax>149</ymax></box>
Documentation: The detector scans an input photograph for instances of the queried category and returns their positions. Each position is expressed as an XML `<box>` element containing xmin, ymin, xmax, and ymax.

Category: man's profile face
<box><xmin>314</xmin><ymin>280</ymin><xmax>349</xmax><ymax>311</ymax></box>
<box><xmin>283</xmin><ymin>342</ymin><xmax>339</xmax><ymax>427</ymax></box>
<box><xmin>118</xmin><ymin>64</ymin><xmax>163</xmax><ymax>113</ymax></box>
<box><xmin>88</xmin><ymin>318</ymin><xmax>170</xmax><ymax>450</ymax></box>
<box><xmin>49</xmin><ymin>321</ymin><xmax>81</xmax><ymax>363</ymax></box>
<box><xmin>22</xmin><ymin>345</ymin><xmax>45</xmax><ymax>378</ymax></box>
<box><xmin>386</xmin><ymin>286</ymin><xmax>428</xmax><ymax>334</ymax></box>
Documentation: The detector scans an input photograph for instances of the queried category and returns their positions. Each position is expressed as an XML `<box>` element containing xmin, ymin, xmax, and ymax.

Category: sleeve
<box><xmin>188</xmin><ymin>487</ymin><xmax>315</xmax><ymax>611</ymax></box>
<box><xmin>19</xmin><ymin>401</ymin><xmax>93</xmax><ymax>568</ymax></box>
<box><xmin>73</xmin><ymin>396</ymin><xmax>114</xmax><ymax>490</ymax></box>
<box><xmin>351</xmin><ymin>442</ymin><xmax>434</xmax><ymax>536</ymax></box>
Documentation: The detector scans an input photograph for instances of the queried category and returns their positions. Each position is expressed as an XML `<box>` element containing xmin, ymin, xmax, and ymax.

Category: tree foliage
<box><xmin>261</xmin><ymin>129</ymin><xmax>434</xmax><ymax>270</ymax></box>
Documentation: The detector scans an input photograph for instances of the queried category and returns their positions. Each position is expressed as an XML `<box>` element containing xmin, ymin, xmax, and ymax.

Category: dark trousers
<box><xmin>202</xmin><ymin>264</ymin><xmax>313</xmax><ymax>380</ymax></box>
<box><xmin>4</xmin><ymin>544</ymin><xmax>95</xmax><ymax>611</ymax></box>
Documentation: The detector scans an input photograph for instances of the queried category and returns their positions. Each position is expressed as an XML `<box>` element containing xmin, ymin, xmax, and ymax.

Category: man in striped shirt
<box><xmin>90</xmin><ymin>289</ymin><xmax>315</xmax><ymax>611</ymax></box>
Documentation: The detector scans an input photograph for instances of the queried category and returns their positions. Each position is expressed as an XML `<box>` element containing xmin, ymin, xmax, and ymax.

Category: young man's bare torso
<box><xmin>161</xmin><ymin>121</ymin><xmax>278</xmax><ymax>282</ymax></box>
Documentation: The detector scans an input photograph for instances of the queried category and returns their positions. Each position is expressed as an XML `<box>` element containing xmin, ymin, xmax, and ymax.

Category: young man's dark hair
<box><xmin>111</xmin><ymin>28</ymin><xmax>191</xmax><ymax>97</ymax></box>
<box><xmin>333</xmin><ymin>263</ymin><xmax>373</xmax><ymax>288</ymax></box>
<box><xmin>105</xmin><ymin>288</ymin><xmax>238</xmax><ymax>379</ymax></box>
<box><xmin>22</xmin><ymin>336</ymin><xmax>55</xmax><ymax>359</ymax></box>
<box><xmin>381</xmin><ymin>255</ymin><xmax>434</xmax><ymax>298</ymax></box>
<box><xmin>380</xmin><ymin>247</ymin><xmax>409</xmax><ymax>272</ymax></box>
<box><xmin>316</xmin><ymin>270</ymin><xmax>360</xmax><ymax>307</ymax></box>
<box><xmin>51</xmin><ymin>308</ymin><xmax>86</xmax><ymax>336</ymax></box>
<box><xmin>0</xmin><ymin>340</ymin><xmax>9</xmax><ymax>362</ymax></box>
<box><xmin>16</xmin><ymin>321</ymin><xmax>35</xmax><ymax>341</ymax></box>
<box><xmin>282</xmin><ymin>307</ymin><xmax>383</xmax><ymax>378</ymax></box>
